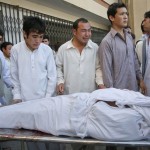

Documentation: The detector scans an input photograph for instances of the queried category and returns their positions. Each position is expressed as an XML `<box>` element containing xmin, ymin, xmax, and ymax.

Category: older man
<box><xmin>56</xmin><ymin>18</ymin><xmax>104</xmax><ymax>96</ymax></box>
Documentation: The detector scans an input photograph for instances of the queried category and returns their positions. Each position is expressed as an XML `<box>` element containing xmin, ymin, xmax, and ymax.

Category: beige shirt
<box><xmin>56</xmin><ymin>39</ymin><xmax>103</xmax><ymax>94</ymax></box>
<box><xmin>136</xmin><ymin>36</ymin><xmax>150</xmax><ymax>96</ymax></box>
<box><xmin>135</xmin><ymin>40</ymin><xmax>143</xmax><ymax>71</ymax></box>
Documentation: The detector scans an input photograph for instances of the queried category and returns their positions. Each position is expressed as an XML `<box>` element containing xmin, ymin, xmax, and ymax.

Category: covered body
<box><xmin>0</xmin><ymin>88</ymin><xmax>150</xmax><ymax>141</ymax></box>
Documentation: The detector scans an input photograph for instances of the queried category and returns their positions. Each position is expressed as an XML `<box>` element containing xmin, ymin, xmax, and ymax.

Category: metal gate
<box><xmin>0</xmin><ymin>2</ymin><xmax>108</xmax><ymax>50</ymax></box>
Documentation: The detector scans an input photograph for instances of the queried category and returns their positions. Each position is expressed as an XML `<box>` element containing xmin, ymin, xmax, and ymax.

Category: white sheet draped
<box><xmin>0</xmin><ymin>88</ymin><xmax>150</xmax><ymax>141</ymax></box>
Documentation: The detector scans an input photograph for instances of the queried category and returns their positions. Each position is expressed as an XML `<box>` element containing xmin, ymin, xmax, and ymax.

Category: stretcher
<box><xmin>0</xmin><ymin>129</ymin><xmax>150</xmax><ymax>148</ymax></box>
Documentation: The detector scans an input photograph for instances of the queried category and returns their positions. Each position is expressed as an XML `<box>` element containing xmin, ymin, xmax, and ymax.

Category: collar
<box><xmin>110</xmin><ymin>28</ymin><xmax>118</xmax><ymax>37</ymax></box>
<box><xmin>5</xmin><ymin>57</ymin><xmax>10</xmax><ymax>61</ymax></box>
<box><xmin>143</xmin><ymin>34</ymin><xmax>150</xmax><ymax>45</ymax></box>
<box><xmin>110</xmin><ymin>27</ymin><xmax>128</xmax><ymax>38</ymax></box>
<box><xmin>24</xmin><ymin>41</ymin><xmax>39</xmax><ymax>53</ymax></box>
<box><xmin>66</xmin><ymin>39</ymin><xmax>93</xmax><ymax>50</ymax></box>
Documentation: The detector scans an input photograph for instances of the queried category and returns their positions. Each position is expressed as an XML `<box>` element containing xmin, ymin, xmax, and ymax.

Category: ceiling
<box><xmin>27</xmin><ymin>0</ymin><xmax>110</xmax><ymax>26</ymax></box>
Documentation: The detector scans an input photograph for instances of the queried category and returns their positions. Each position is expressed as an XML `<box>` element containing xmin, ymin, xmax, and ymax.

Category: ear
<box><xmin>72</xmin><ymin>29</ymin><xmax>77</xmax><ymax>36</ymax></box>
<box><xmin>109</xmin><ymin>15</ymin><xmax>115</xmax><ymax>22</ymax></box>
<box><xmin>1</xmin><ymin>47</ymin><xmax>5</xmax><ymax>52</ymax></box>
<box><xmin>23</xmin><ymin>31</ymin><xmax>27</xmax><ymax>39</ymax></box>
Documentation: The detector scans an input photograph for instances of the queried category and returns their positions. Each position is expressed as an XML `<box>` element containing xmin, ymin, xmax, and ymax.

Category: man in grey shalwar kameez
<box><xmin>98</xmin><ymin>3</ymin><xmax>147</xmax><ymax>150</ymax></box>
<box><xmin>98</xmin><ymin>3</ymin><xmax>146</xmax><ymax>94</ymax></box>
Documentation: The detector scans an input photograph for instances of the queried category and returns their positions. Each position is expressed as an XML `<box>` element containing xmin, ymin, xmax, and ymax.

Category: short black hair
<box><xmin>73</xmin><ymin>18</ymin><xmax>89</xmax><ymax>30</ymax></box>
<box><xmin>1</xmin><ymin>42</ymin><xmax>13</xmax><ymax>51</ymax></box>
<box><xmin>107</xmin><ymin>3</ymin><xmax>127</xmax><ymax>23</ymax></box>
<box><xmin>23</xmin><ymin>16</ymin><xmax>46</xmax><ymax>36</ymax></box>
<box><xmin>43</xmin><ymin>34</ymin><xmax>49</xmax><ymax>41</ymax></box>
<box><xmin>144</xmin><ymin>11</ymin><xmax>150</xmax><ymax>18</ymax></box>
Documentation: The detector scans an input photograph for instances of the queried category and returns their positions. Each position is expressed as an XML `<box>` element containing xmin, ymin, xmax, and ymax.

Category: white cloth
<box><xmin>143</xmin><ymin>37</ymin><xmax>150</xmax><ymax>96</ymax></box>
<box><xmin>135</xmin><ymin>40</ymin><xmax>143</xmax><ymax>71</ymax></box>
<box><xmin>4</xmin><ymin>58</ymin><xmax>13</xmax><ymax>104</ymax></box>
<box><xmin>0</xmin><ymin>88</ymin><xmax>150</xmax><ymax>141</ymax></box>
<box><xmin>136</xmin><ymin>36</ymin><xmax>150</xmax><ymax>96</ymax></box>
<box><xmin>11</xmin><ymin>41</ymin><xmax>57</xmax><ymax>101</ymax></box>
<box><xmin>0</xmin><ymin>51</ymin><xmax>11</xmax><ymax>88</ymax></box>
<box><xmin>56</xmin><ymin>39</ymin><xmax>103</xmax><ymax>94</ymax></box>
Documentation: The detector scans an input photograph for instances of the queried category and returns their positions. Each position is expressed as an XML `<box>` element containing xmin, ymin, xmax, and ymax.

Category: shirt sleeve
<box><xmin>98</xmin><ymin>40</ymin><xmax>113</xmax><ymax>88</ymax></box>
<box><xmin>10</xmin><ymin>47</ymin><xmax>22</xmax><ymax>99</ymax></box>
<box><xmin>95</xmin><ymin>49</ymin><xmax>103</xmax><ymax>85</ymax></box>
<box><xmin>45</xmin><ymin>48</ymin><xmax>57</xmax><ymax>97</ymax></box>
<box><xmin>55</xmin><ymin>47</ymin><xmax>65</xmax><ymax>85</ymax></box>
<box><xmin>135</xmin><ymin>41</ymin><xmax>143</xmax><ymax>65</ymax></box>
<box><xmin>0</xmin><ymin>51</ymin><xmax>12</xmax><ymax>88</ymax></box>
<box><xmin>134</xmin><ymin>47</ymin><xmax>143</xmax><ymax>80</ymax></box>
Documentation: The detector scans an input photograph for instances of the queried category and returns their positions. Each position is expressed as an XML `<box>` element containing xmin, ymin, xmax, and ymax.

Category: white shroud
<box><xmin>0</xmin><ymin>88</ymin><xmax>150</xmax><ymax>141</ymax></box>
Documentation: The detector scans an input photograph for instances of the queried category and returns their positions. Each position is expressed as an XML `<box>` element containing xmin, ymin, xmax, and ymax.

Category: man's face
<box><xmin>142</xmin><ymin>17</ymin><xmax>150</xmax><ymax>33</ymax></box>
<box><xmin>2</xmin><ymin>44</ymin><xmax>12</xmax><ymax>58</ymax></box>
<box><xmin>73</xmin><ymin>22</ymin><xmax>91</xmax><ymax>45</ymax></box>
<box><xmin>110</xmin><ymin>7</ymin><xmax>128</xmax><ymax>28</ymax></box>
<box><xmin>24</xmin><ymin>32</ymin><xmax>44</xmax><ymax>51</ymax></box>
<box><xmin>42</xmin><ymin>39</ymin><xmax>49</xmax><ymax>45</ymax></box>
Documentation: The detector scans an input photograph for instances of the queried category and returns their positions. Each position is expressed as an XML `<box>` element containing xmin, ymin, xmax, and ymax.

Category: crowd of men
<box><xmin>0</xmin><ymin>2</ymin><xmax>150</xmax><ymax>150</ymax></box>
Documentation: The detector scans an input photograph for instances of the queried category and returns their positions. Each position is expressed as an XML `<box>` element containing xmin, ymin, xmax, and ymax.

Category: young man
<box><xmin>42</xmin><ymin>34</ymin><xmax>56</xmax><ymax>58</ymax></box>
<box><xmin>98</xmin><ymin>3</ymin><xmax>146</xmax><ymax>94</ymax></box>
<box><xmin>11</xmin><ymin>16</ymin><xmax>57</xmax><ymax>103</ymax></box>
<box><xmin>56</xmin><ymin>18</ymin><xmax>104</xmax><ymax>95</ymax></box>
<box><xmin>1</xmin><ymin>42</ymin><xmax>13</xmax><ymax>104</ymax></box>
<box><xmin>136</xmin><ymin>11</ymin><xmax>150</xmax><ymax>96</ymax></box>
<box><xmin>42</xmin><ymin>34</ymin><xmax>50</xmax><ymax>45</ymax></box>
<box><xmin>1</xmin><ymin>42</ymin><xmax>12</xmax><ymax>59</ymax></box>
<box><xmin>0</xmin><ymin>31</ymin><xmax>12</xmax><ymax>106</ymax></box>
<box><xmin>99</xmin><ymin>4</ymin><xmax>146</xmax><ymax>150</ymax></box>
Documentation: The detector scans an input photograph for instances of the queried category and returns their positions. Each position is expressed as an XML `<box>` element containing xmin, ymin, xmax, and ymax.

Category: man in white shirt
<box><xmin>0</xmin><ymin>51</ymin><xmax>12</xmax><ymax>106</ymax></box>
<box><xmin>11</xmin><ymin>16</ymin><xmax>57</xmax><ymax>103</ymax></box>
<box><xmin>42</xmin><ymin>34</ymin><xmax>56</xmax><ymax>59</ymax></box>
<box><xmin>136</xmin><ymin>11</ymin><xmax>150</xmax><ymax>96</ymax></box>
<box><xmin>56</xmin><ymin>18</ymin><xmax>104</xmax><ymax>95</ymax></box>
<box><xmin>10</xmin><ymin>16</ymin><xmax>57</xmax><ymax>150</ymax></box>
<box><xmin>0</xmin><ymin>30</ymin><xmax>12</xmax><ymax>106</ymax></box>
<box><xmin>1</xmin><ymin>42</ymin><xmax>13</xmax><ymax>104</ymax></box>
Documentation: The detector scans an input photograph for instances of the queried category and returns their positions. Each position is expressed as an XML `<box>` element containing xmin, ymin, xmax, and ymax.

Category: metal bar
<box><xmin>16</xmin><ymin>5</ymin><xmax>21</xmax><ymax>43</ymax></box>
<box><xmin>8</xmin><ymin>4</ymin><xmax>14</xmax><ymax>43</ymax></box>
<box><xmin>4</xmin><ymin>3</ymin><xmax>10</xmax><ymax>42</ymax></box>
<box><xmin>0</xmin><ymin>129</ymin><xmax>150</xmax><ymax>147</ymax></box>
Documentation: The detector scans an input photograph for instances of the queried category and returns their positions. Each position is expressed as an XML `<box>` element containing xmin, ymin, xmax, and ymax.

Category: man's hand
<box><xmin>98</xmin><ymin>84</ymin><xmax>106</xmax><ymax>89</ymax></box>
<box><xmin>139</xmin><ymin>80</ymin><xmax>147</xmax><ymax>95</ymax></box>
<box><xmin>11</xmin><ymin>99</ymin><xmax>22</xmax><ymax>104</ymax></box>
<box><xmin>57</xmin><ymin>83</ymin><xmax>64</xmax><ymax>95</ymax></box>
